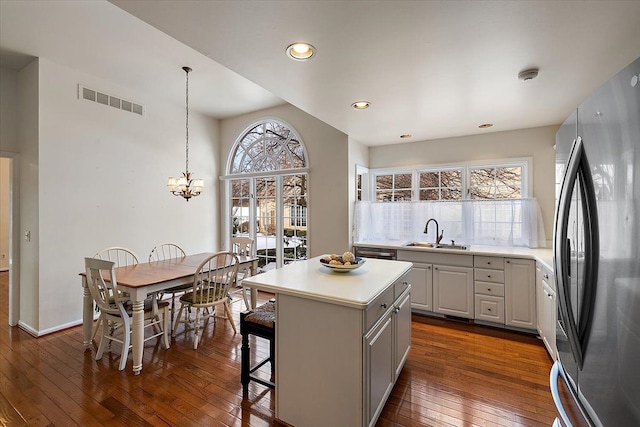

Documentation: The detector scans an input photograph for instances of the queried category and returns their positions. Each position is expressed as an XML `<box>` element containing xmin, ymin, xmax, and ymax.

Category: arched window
<box><xmin>226</xmin><ymin>119</ymin><xmax>309</xmax><ymax>271</ymax></box>
<box><xmin>229</xmin><ymin>121</ymin><xmax>306</xmax><ymax>173</ymax></box>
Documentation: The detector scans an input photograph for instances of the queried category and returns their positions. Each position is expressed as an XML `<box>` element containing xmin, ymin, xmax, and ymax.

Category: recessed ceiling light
<box><xmin>286</xmin><ymin>42</ymin><xmax>315</xmax><ymax>61</ymax></box>
<box><xmin>478</xmin><ymin>123</ymin><xmax>493</xmax><ymax>129</ymax></box>
<box><xmin>400</xmin><ymin>134</ymin><xmax>412</xmax><ymax>139</ymax></box>
<box><xmin>351</xmin><ymin>101</ymin><xmax>370</xmax><ymax>110</ymax></box>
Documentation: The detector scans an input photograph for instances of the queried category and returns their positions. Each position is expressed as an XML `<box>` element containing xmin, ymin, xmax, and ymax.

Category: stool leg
<box><xmin>241</xmin><ymin>322</ymin><xmax>250</xmax><ymax>398</ymax></box>
<box><xmin>270</xmin><ymin>331</ymin><xmax>275</xmax><ymax>383</ymax></box>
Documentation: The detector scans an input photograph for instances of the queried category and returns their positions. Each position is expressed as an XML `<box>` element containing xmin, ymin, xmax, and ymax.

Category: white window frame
<box><xmin>222</xmin><ymin>118</ymin><xmax>310</xmax><ymax>269</ymax></box>
<box><xmin>368</xmin><ymin>158</ymin><xmax>532</xmax><ymax>201</ymax></box>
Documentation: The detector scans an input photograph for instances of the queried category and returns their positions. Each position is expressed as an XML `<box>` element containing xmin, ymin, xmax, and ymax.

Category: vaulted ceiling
<box><xmin>2</xmin><ymin>1</ymin><xmax>640</xmax><ymax>146</ymax></box>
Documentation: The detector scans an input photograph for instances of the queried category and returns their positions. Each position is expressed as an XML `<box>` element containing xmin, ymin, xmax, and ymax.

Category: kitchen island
<box><xmin>242</xmin><ymin>256</ymin><xmax>413</xmax><ymax>427</ymax></box>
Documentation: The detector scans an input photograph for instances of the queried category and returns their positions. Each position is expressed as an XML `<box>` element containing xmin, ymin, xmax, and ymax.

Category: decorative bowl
<box><xmin>319</xmin><ymin>256</ymin><xmax>366</xmax><ymax>272</ymax></box>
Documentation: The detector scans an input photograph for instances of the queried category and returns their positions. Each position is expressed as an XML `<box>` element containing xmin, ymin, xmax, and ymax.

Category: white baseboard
<box><xmin>18</xmin><ymin>318</ymin><xmax>83</xmax><ymax>337</ymax></box>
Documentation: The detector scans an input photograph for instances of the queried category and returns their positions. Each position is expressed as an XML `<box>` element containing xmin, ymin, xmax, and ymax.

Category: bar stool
<box><xmin>241</xmin><ymin>301</ymin><xmax>276</xmax><ymax>398</ymax></box>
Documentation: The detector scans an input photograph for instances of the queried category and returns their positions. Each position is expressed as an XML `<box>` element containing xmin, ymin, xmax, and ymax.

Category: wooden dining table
<box><xmin>81</xmin><ymin>252</ymin><xmax>258</xmax><ymax>375</ymax></box>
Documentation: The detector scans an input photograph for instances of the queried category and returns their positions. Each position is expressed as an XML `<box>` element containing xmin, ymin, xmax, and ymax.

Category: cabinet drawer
<box><xmin>474</xmin><ymin>256</ymin><xmax>504</xmax><ymax>270</ymax></box>
<box><xmin>393</xmin><ymin>273</ymin><xmax>411</xmax><ymax>299</ymax></box>
<box><xmin>474</xmin><ymin>281</ymin><xmax>504</xmax><ymax>297</ymax></box>
<box><xmin>474</xmin><ymin>268</ymin><xmax>505</xmax><ymax>284</ymax></box>
<box><xmin>365</xmin><ymin>286</ymin><xmax>395</xmax><ymax>332</ymax></box>
<box><xmin>541</xmin><ymin>267</ymin><xmax>555</xmax><ymax>292</ymax></box>
<box><xmin>475</xmin><ymin>295</ymin><xmax>505</xmax><ymax>324</ymax></box>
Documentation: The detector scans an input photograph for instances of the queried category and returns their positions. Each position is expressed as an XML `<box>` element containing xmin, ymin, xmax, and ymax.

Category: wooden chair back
<box><xmin>84</xmin><ymin>257</ymin><xmax>127</xmax><ymax>318</ymax></box>
<box><xmin>231</xmin><ymin>236</ymin><xmax>255</xmax><ymax>257</ymax></box>
<box><xmin>148</xmin><ymin>243</ymin><xmax>186</xmax><ymax>262</ymax></box>
<box><xmin>94</xmin><ymin>247</ymin><xmax>139</xmax><ymax>267</ymax></box>
<box><xmin>189</xmin><ymin>252</ymin><xmax>239</xmax><ymax>307</ymax></box>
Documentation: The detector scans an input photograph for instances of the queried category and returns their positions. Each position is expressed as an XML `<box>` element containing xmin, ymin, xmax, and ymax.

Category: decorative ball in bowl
<box><xmin>320</xmin><ymin>252</ymin><xmax>365</xmax><ymax>272</ymax></box>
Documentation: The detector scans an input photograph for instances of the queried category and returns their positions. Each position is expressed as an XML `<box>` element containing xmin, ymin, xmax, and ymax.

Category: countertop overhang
<box><xmin>242</xmin><ymin>256</ymin><xmax>412</xmax><ymax>309</ymax></box>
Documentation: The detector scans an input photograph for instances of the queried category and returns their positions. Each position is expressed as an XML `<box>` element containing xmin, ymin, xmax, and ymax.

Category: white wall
<box><xmin>220</xmin><ymin>104</ymin><xmax>350</xmax><ymax>257</ymax></box>
<box><xmin>18</xmin><ymin>59</ymin><xmax>39</xmax><ymax>331</ymax></box>
<box><xmin>2</xmin><ymin>58</ymin><xmax>222</xmax><ymax>334</ymax></box>
<box><xmin>368</xmin><ymin>126</ymin><xmax>558</xmax><ymax>243</ymax></box>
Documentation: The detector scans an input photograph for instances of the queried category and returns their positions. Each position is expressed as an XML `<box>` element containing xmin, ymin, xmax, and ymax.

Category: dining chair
<box><xmin>148</xmin><ymin>243</ymin><xmax>186</xmax><ymax>262</ymax></box>
<box><xmin>148</xmin><ymin>243</ymin><xmax>187</xmax><ymax>329</ymax></box>
<box><xmin>230</xmin><ymin>236</ymin><xmax>255</xmax><ymax>309</ymax></box>
<box><xmin>91</xmin><ymin>247</ymin><xmax>140</xmax><ymax>341</ymax></box>
<box><xmin>84</xmin><ymin>257</ymin><xmax>170</xmax><ymax>371</ymax></box>
<box><xmin>172</xmin><ymin>251</ymin><xmax>240</xmax><ymax>349</ymax></box>
<box><xmin>95</xmin><ymin>246</ymin><xmax>139</xmax><ymax>266</ymax></box>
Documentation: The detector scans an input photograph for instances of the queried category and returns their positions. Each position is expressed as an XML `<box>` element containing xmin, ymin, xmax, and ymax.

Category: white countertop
<box><xmin>243</xmin><ymin>256</ymin><xmax>413</xmax><ymax>309</ymax></box>
<box><xmin>355</xmin><ymin>241</ymin><xmax>554</xmax><ymax>271</ymax></box>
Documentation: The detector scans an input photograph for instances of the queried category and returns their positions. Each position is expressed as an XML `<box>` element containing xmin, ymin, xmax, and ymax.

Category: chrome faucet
<box><xmin>424</xmin><ymin>218</ymin><xmax>444</xmax><ymax>245</ymax></box>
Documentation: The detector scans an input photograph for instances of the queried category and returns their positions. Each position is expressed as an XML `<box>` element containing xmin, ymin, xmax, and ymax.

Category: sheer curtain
<box><xmin>354</xmin><ymin>199</ymin><xmax>547</xmax><ymax>248</ymax></box>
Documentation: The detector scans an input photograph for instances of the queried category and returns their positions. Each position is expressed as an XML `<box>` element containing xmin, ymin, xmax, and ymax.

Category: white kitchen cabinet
<box><xmin>407</xmin><ymin>262</ymin><xmax>433</xmax><ymax>311</ymax></box>
<box><xmin>398</xmin><ymin>250</ymin><xmax>473</xmax><ymax>317</ymax></box>
<box><xmin>394</xmin><ymin>290</ymin><xmax>412</xmax><ymax>378</ymax></box>
<box><xmin>474</xmin><ymin>256</ymin><xmax>506</xmax><ymax>325</ymax></box>
<box><xmin>536</xmin><ymin>262</ymin><xmax>557</xmax><ymax>359</ymax></box>
<box><xmin>433</xmin><ymin>264</ymin><xmax>474</xmax><ymax>319</ymax></box>
<box><xmin>365</xmin><ymin>313</ymin><xmax>394</xmax><ymax>427</ymax></box>
<box><xmin>365</xmin><ymin>287</ymin><xmax>411</xmax><ymax>427</ymax></box>
<box><xmin>505</xmin><ymin>258</ymin><xmax>536</xmax><ymax>330</ymax></box>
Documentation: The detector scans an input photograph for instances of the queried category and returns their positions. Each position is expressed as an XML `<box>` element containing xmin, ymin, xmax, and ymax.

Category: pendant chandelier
<box><xmin>167</xmin><ymin>66</ymin><xmax>203</xmax><ymax>201</ymax></box>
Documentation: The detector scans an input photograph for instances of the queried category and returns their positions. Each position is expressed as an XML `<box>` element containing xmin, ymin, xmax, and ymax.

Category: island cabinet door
<box><xmin>394</xmin><ymin>290</ymin><xmax>412</xmax><ymax>379</ymax></box>
<box><xmin>365</xmin><ymin>313</ymin><xmax>394</xmax><ymax>427</ymax></box>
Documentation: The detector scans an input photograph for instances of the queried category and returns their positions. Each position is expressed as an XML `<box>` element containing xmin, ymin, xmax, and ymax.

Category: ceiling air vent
<box><xmin>78</xmin><ymin>85</ymin><xmax>143</xmax><ymax>116</ymax></box>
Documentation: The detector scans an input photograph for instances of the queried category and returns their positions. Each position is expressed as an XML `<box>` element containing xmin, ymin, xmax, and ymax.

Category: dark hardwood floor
<box><xmin>0</xmin><ymin>271</ymin><xmax>556</xmax><ymax>426</ymax></box>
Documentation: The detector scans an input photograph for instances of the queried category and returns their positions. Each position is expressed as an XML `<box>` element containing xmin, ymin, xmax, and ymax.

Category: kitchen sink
<box><xmin>404</xmin><ymin>242</ymin><xmax>469</xmax><ymax>250</ymax></box>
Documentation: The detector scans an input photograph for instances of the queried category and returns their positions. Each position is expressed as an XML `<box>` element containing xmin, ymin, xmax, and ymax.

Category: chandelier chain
<box><xmin>185</xmin><ymin>67</ymin><xmax>190</xmax><ymax>174</ymax></box>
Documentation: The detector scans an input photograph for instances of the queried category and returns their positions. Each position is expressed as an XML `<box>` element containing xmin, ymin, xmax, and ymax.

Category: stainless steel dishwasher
<box><xmin>353</xmin><ymin>246</ymin><xmax>397</xmax><ymax>260</ymax></box>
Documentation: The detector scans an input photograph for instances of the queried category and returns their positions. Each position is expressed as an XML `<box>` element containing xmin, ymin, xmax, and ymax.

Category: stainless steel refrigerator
<box><xmin>551</xmin><ymin>57</ymin><xmax>640</xmax><ymax>427</ymax></box>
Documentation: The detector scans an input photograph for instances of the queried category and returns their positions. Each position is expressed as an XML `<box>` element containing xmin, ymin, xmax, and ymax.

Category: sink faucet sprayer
<box><xmin>424</xmin><ymin>218</ymin><xmax>444</xmax><ymax>245</ymax></box>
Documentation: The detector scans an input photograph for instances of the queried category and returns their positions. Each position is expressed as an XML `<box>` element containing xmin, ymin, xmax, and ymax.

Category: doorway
<box><xmin>0</xmin><ymin>155</ymin><xmax>18</xmax><ymax>326</ymax></box>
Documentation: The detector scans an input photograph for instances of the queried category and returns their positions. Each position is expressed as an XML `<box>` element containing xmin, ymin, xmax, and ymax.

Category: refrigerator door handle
<box><xmin>550</xmin><ymin>361</ymin><xmax>574</xmax><ymax>427</ymax></box>
<box><xmin>575</xmin><ymin>138</ymin><xmax>599</xmax><ymax>352</ymax></box>
<box><xmin>554</xmin><ymin>137</ymin><xmax>584</xmax><ymax>368</ymax></box>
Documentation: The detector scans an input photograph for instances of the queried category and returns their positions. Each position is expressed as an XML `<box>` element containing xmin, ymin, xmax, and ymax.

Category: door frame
<box><xmin>0</xmin><ymin>152</ymin><xmax>20</xmax><ymax>326</ymax></box>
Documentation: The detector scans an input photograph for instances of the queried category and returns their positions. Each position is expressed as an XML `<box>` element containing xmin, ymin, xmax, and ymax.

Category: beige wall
<box><xmin>369</xmin><ymin>126</ymin><xmax>559</xmax><ymax>244</ymax></box>
<box><xmin>2</xmin><ymin>58</ymin><xmax>222</xmax><ymax>334</ymax></box>
<box><xmin>220</xmin><ymin>104</ymin><xmax>350</xmax><ymax>257</ymax></box>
